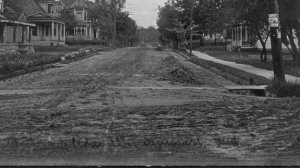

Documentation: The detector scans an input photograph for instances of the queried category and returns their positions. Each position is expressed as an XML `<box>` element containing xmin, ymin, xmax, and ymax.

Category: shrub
<box><xmin>267</xmin><ymin>79</ymin><xmax>300</xmax><ymax>97</ymax></box>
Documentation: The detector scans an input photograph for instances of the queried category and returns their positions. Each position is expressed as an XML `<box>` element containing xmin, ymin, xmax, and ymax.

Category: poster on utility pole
<box><xmin>269</xmin><ymin>14</ymin><xmax>279</xmax><ymax>27</ymax></box>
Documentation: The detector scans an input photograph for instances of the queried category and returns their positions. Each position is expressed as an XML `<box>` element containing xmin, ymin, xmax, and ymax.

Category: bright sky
<box><xmin>125</xmin><ymin>0</ymin><xmax>168</xmax><ymax>28</ymax></box>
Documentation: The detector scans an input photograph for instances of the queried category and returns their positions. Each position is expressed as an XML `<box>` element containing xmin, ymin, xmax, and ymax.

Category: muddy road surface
<box><xmin>0</xmin><ymin>47</ymin><xmax>299</xmax><ymax>166</ymax></box>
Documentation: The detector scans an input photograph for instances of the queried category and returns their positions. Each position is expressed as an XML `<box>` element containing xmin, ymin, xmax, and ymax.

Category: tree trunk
<box><xmin>281</xmin><ymin>27</ymin><xmax>293</xmax><ymax>55</ymax></box>
<box><xmin>200</xmin><ymin>34</ymin><xmax>204</xmax><ymax>46</ymax></box>
<box><xmin>214</xmin><ymin>32</ymin><xmax>217</xmax><ymax>45</ymax></box>
<box><xmin>287</xmin><ymin>27</ymin><xmax>300</xmax><ymax>62</ymax></box>
<box><xmin>262</xmin><ymin>44</ymin><xmax>267</xmax><ymax>62</ymax></box>
<box><xmin>295</xmin><ymin>28</ymin><xmax>300</xmax><ymax>65</ymax></box>
<box><xmin>257</xmin><ymin>33</ymin><xmax>267</xmax><ymax>63</ymax></box>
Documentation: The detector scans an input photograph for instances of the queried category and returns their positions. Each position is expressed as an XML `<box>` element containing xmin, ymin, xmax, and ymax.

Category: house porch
<box><xmin>231</xmin><ymin>25</ymin><xmax>251</xmax><ymax>49</ymax></box>
<box><xmin>0</xmin><ymin>21</ymin><xmax>35</xmax><ymax>55</ymax></box>
<box><xmin>31</xmin><ymin>21</ymin><xmax>65</xmax><ymax>46</ymax></box>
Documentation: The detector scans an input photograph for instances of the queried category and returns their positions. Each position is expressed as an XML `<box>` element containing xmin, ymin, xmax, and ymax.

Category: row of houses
<box><xmin>0</xmin><ymin>0</ymin><xmax>102</xmax><ymax>55</ymax></box>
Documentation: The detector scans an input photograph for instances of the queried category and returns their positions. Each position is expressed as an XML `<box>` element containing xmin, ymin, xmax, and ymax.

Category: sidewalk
<box><xmin>191</xmin><ymin>50</ymin><xmax>300</xmax><ymax>83</ymax></box>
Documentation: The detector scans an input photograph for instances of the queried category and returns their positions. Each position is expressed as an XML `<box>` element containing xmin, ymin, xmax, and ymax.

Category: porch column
<box><xmin>245</xmin><ymin>26</ymin><xmax>248</xmax><ymax>42</ymax></box>
<box><xmin>61</xmin><ymin>24</ymin><xmax>63</xmax><ymax>40</ymax></box>
<box><xmin>85</xmin><ymin>27</ymin><xmax>87</xmax><ymax>38</ymax></box>
<box><xmin>240</xmin><ymin>25</ymin><xmax>243</xmax><ymax>46</ymax></box>
<box><xmin>36</xmin><ymin>25</ymin><xmax>39</xmax><ymax>36</ymax></box>
<box><xmin>235</xmin><ymin>27</ymin><xmax>238</xmax><ymax>46</ymax></box>
<box><xmin>58</xmin><ymin>23</ymin><xmax>61</xmax><ymax>41</ymax></box>
<box><xmin>231</xmin><ymin>27</ymin><xmax>233</xmax><ymax>42</ymax></box>
<box><xmin>3</xmin><ymin>23</ymin><xmax>7</xmax><ymax>43</ymax></box>
<box><xmin>13</xmin><ymin>26</ymin><xmax>17</xmax><ymax>43</ymax></box>
<box><xmin>29</xmin><ymin>27</ymin><xmax>32</xmax><ymax>42</ymax></box>
<box><xmin>56</xmin><ymin>22</ymin><xmax>59</xmax><ymax>41</ymax></box>
<box><xmin>63</xmin><ymin>24</ymin><xmax>66</xmax><ymax>41</ymax></box>
<box><xmin>26</xmin><ymin>26</ymin><xmax>30</xmax><ymax>43</ymax></box>
<box><xmin>51</xmin><ymin>22</ymin><xmax>54</xmax><ymax>40</ymax></box>
<box><xmin>22</xmin><ymin>26</ymin><xmax>27</xmax><ymax>43</ymax></box>
<box><xmin>90</xmin><ymin>27</ymin><xmax>92</xmax><ymax>39</ymax></box>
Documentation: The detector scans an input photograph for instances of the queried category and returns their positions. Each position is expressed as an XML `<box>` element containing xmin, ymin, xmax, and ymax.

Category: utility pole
<box><xmin>269</xmin><ymin>0</ymin><xmax>285</xmax><ymax>83</ymax></box>
<box><xmin>189</xmin><ymin>0</ymin><xmax>194</xmax><ymax>56</ymax></box>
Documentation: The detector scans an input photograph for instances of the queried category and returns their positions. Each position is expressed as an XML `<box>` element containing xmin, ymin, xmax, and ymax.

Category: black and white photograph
<box><xmin>0</xmin><ymin>0</ymin><xmax>299</xmax><ymax>166</ymax></box>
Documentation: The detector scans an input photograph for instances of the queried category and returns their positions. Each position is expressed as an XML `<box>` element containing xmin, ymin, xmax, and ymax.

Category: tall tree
<box><xmin>157</xmin><ymin>1</ymin><xmax>181</xmax><ymax>44</ymax></box>
<box><xmin>60</xmin><ymin>8</ymin><xmax>78</xmax><ymax>37</ymax></box>
<box><xmin>91</xmin><ymin>0</ymin><xmax>127</xmax><ymax>44</ymax></box>
<box><xmin>116</xmin><ymin>11</ymin><xmax>138</xmax><ymax>46</ymax></box>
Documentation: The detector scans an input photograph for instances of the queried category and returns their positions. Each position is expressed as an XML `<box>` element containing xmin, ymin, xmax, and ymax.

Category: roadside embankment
<box><xmin>0</xmin><ymin>47</ymin><xmax>111</xmax><ymax>81</ymax></box>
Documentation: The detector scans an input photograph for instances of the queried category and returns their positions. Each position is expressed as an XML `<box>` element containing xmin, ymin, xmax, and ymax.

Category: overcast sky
<box><xmin>125</xmin><ymin>0</ymin><xmax>168</xmax><ymax>28</ymax></box>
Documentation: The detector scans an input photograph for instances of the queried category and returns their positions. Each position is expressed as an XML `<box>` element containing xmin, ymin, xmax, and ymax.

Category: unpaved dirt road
<box><xmin>0</xmin><ymin>47</ymin><xmax>299</xmax><ymax>166</ymax></box>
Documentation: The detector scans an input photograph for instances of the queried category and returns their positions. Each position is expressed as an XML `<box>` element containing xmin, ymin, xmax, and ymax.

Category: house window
<box><xmin>57</xmin><ymin>6</ymin><xmax>63</xmax><ymax>11</ymax></box>
<box><xmin>76</xmin><ymin>11</ymin><xmax>83</xmax><ymax>20</ymax></box>
<box><xmin>48</xmin><ymin>4</ymin><xmax>54</xmax><ymax>14</ymax></box>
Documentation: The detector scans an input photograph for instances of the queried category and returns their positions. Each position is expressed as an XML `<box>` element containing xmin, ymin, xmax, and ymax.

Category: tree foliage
<box><xmin>60</xmin><ymin>8</ymin><xmax>78</xmax><ymax>33</ymax></box>
<box><xmin>157</xmin><ymin>1</ymin><xmax>181</xmax><ymax>43</ymax></box>
<box><xmin>157</xmin><ymin>0</ymin><xmax>229</xmax><ymax>46</ymax></box>
<box><xmin>232</xmin><ymin>0</ymin><xmax>270</xmax><ymax>62</ymax></box>
<box><xmin>138</xmin><ymin>26</ymin><xmax>160</xmax><ymax>43</ymax></box>
<box><xmin>89</xmin><ymin>0</ymin><xmax>137</xmax><ymax>43</ymax></box>
<box><xmin>116</xmin><ymin>11</ymin><xmax>138</xmax><ymax>41</ymax></box>
<box><xmin>280</xmin><ymin>0</ymin><xmax>300</xmax><ymax>64</ymax></box>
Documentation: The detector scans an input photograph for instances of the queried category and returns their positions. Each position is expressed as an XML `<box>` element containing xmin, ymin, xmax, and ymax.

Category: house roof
<box><xmin>2</xmin><ymin>0</ymin><xmax>24</xmax><ymax>20</ymax></box>
<box><xmin>61</xmin><ymin>0</ymin><xmax>94</xmax><ymax>9</ymax></box>
<box><xmin>9</xmin><ymin>0</ymin><xmax>64</xmax><ymax>22</ymax></box>
<box><xmin>61</xmin><ymin>0</ymin><xmax>76</xmax><ymax>7</ymax></box>
<box><xmin>27</xmin><ymin>12</ymin><xmax>64</xmax><ymax>23</ymax></box>
<box><xmin>9</xmin><ymin>0</ymin><xmax>45</xmax><ymax>16</ymax></box>
<box><xmin>85</xmin><ymin>1</ymin><xmax>94</xmax><ymax>8</ymax></box>
<box><xmin>0</xmin><ymin>0</ymin><xmax>35</xmax><ymax>26</ymax></box>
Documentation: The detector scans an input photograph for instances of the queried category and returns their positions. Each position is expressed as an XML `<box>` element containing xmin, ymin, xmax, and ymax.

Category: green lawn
<box><xmin>196</xmin><ymin>46</ymin><xmax>300</xmax><ymax>77</ymax></box>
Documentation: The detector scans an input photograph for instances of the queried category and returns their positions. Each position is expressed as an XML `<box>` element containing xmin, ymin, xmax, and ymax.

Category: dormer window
<box><xmin>0</xmin><ymin>0</ymin><xmax>3</xmax><ymax>13</ymax></box>
<box><xmin>47</xmin><ymin>4</ymin><xmax>54</xmax><ymax>14</ymax></box>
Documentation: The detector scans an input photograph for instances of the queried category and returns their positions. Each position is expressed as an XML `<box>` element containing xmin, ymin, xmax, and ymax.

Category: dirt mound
<box><xmin>160</xmin><ymin>56</ymin><xmax>202</xmax><ymax>85</ymax></box>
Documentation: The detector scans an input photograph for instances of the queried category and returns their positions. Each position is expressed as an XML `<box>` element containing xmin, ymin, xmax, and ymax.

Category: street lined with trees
<box><xmin>157</xmin><ymin>0</ymin><xmax>300</xmax><ymax>89</ymax></box>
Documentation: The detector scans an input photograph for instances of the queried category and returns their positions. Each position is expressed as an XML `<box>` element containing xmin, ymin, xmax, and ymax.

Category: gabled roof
<box><xmin>9</xmin><ymin>0</ymin><xmax>64</xmax><ymax>23</ymax></box>
<box><xmin>55</xmin><ymin>1</ymin><xmax>64</xmax><ymax>7</ymax></box>
<box><xmin>85</xmin><ymin>1</ymin><xmax>94</xmax><ymax>9</ymax></box>
<box><xmin>61</xmin><ymin>0</ymin><xmax>76</xmax><ymax>8</ymax></box>
<box><xmin>0</xmin><ymin>0</ymin><xmax>35</xmax><ymax>26</ymax></box>
<box><xmin>2</xmin><ymin>0</ymin><xmax>23</xmax><ymax>20</ymax></box>
<box><xmin>27</xmin><ymin>12</ymin><xmax>64</xmax><ymax>23</ymax></box>
<box><xmin>9</xmin><ymin>0</ymin><xmax>45</xmax><ymax>16</ymax></box>
<box><xmin>60</xmin><ymin>0</ymin><xmax>94</xmax><ymax>9</ymax></box>
<box><xmin>70</xmin><ymin>0</ymin><xmax>88</xmax><ymax>8</ymax></box>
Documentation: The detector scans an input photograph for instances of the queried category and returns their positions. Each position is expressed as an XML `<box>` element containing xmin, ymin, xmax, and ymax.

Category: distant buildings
<box><xmin>0</xmin><ymin>0</ymin><xmax>35</xmax><ymax>54</ymax></box>
<box><xmin>0</xmin><ymin>0</ymin><xmax>105</xmax><ymax>53</ymax></box>
<box><xmin>60</xmin><ymin>0</ymin><xmax>101</xmax><ymax>40</ymax></box>
<box><xmin>3</xmin><ymin>0</ymin><xmax>66</xmax><ymax>47</ymax></box>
